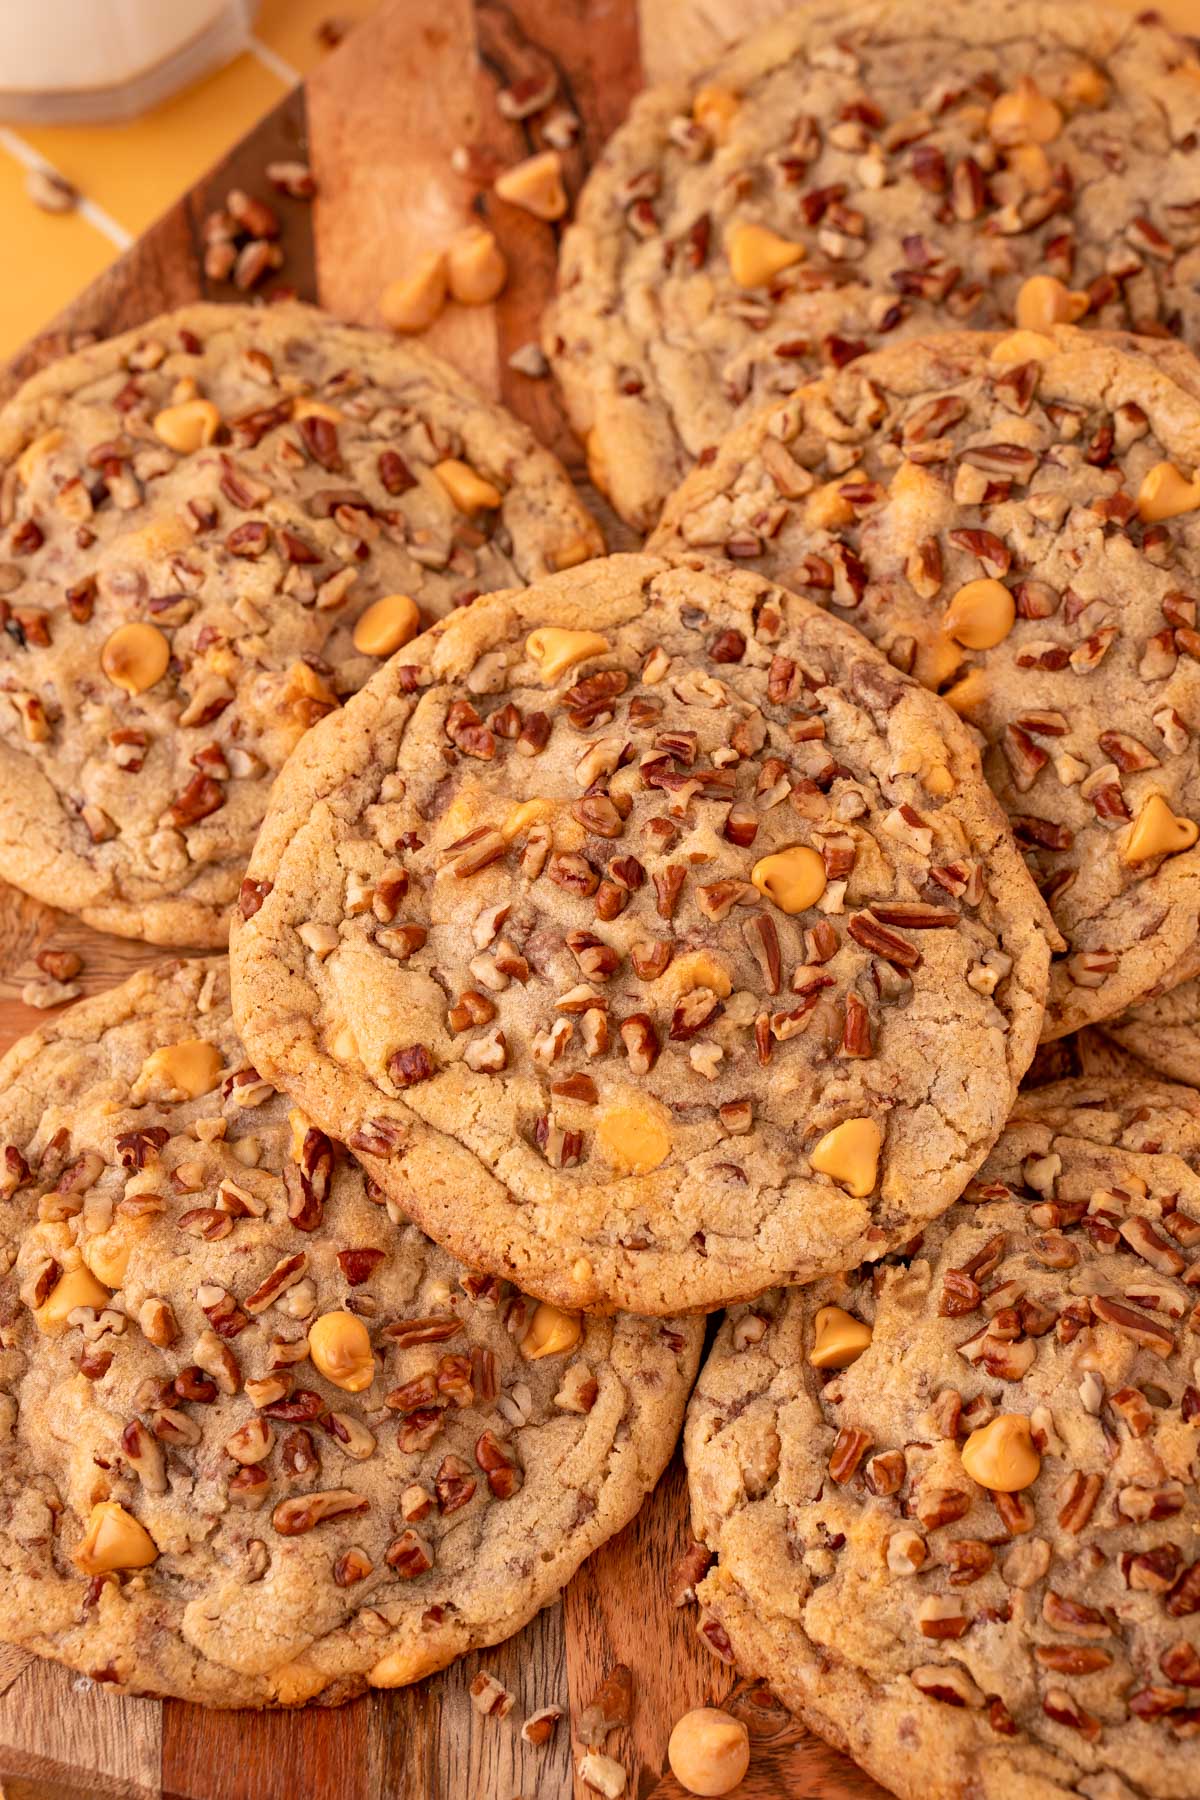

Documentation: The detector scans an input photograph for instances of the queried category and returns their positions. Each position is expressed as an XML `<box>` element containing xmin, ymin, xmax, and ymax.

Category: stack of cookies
<box><xmin>0</xmin><ymin>2</ymin><xmax>1198</xmax><ymax>1796</ymax></box>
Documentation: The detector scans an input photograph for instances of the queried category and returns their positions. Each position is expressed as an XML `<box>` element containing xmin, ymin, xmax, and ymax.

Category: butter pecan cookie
<box><xmin>547</xmin><ymin>0</ymin><xmax>1200</xmax><ymax>530</ymax></box>
<box><xmin>1104</xmin><ymin>978</ymin><xmax>1200</xmax><ymax>1090</ymax></box>
<box><xmin>686</xmin><ymin>1077</ymin><xmax>1200</xmax><ymax>1800</ymax></box>
<box><xmin>230</xmin><ymin>553</ymin><xmax>1050</xmax><ymax>1315</ymax></box>
<box><xmin>0</xmin><ymin>302</ymin><xmax>600</xmax><ymax>945</ymax></box>
<box><xmin>651</xmin><ymin>326</ymin><xmax>1200</xmax><ymax>1038</ymax></box>
<box><xmin>0</xmin><ymin>958</ymin><xmax>698</xmax><ymax>1705</ymax></box>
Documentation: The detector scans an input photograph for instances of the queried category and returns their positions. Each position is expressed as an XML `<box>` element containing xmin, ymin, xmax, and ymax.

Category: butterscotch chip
<box><xmin>0</xmin><ymin>302</ymin><xmax>600</xmax><ymax>947</ymax></box>
<box><xmin>651</xmin><ymin>326</ymin><xmax>1200</xmax><ymax>1039</ymax></box>
<box><xmin>0</xmin><ymin>959</ymin><xmax>699</xmax><ymax>1705</ymax></box>
<box><xmin>547</xmin><ymin>0</ymin><xmax>1200</xmax><ymax>530</ymax></box>
<box><xmin>685</xmin><ymin>1074</ymin><xmax>1200</xmax><ymax>1800</ymax></box>
<box><xmin>231</xmin><ymin>553</ymin><xmax>1049</xmax><ymax>1314</ymax></box>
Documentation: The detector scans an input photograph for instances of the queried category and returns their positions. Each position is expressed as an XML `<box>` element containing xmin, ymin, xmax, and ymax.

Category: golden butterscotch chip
<box><xmin>521</xmin><ymin>1302</ymin><xmax>582</xmax><ymax>1360</ymax></box>
<box><xmin>74</xmin><ymin>1502</ymin><xmax>158</xmax><ymax>1574</ymax></box>
<box><xmin>292</xmin><ymin>398</ymin><xmax>343</xmax><ymax>424</ymax></box>
<box><xmin>17</xmin><ymin>428</ymin><xmax>64</xmax><ymax>484</ymax></box>
<box><xmin>987</xmin><ymin>77</ymin><xmax>1062</xmax><ymax>147</ymax></box>
<box><xmin>308</xmin><ymin>1310</ymin><xmax>375</xmax><ymax>1391</ymax></box>
<box><xmin>692</xmin><ymin>83</ymin><xmax>739</xmax><ymax>143</ymax></box>
<box><xmin>751</xmin><ymin>846</ymin><xmax>825</xmax><ymax>914</ymax></box>
<box><xmin>379</xmin><ymin>252</ymin><xmax>447</xmax><ymax>334</ymax></box>
<box><xmin>433</xmin><ymin>459</ymin><xmax>503</xmax><ymax>514</ymax></box>
<box><xmin>804</xmin><ymin>473</ymin><xmax>857</xmax><ymax>532</ymax></box>
<box><xmin>525</xmin><ymin>626</ymin><xmax>610</xmax><ymax>681</ymax></box>
<box><xmin>961</xmin><ymin>1414</ymin><xmax>1041</xmax><ymax>1492</ymax></box>
<box><xmin>352</xmin><ymin>594</ymin><xmax>420</xmax><ymax>658</ymax></box>
<box><xmin>153</xmin><ymin>398</ymin><xmax>220</xmax><ymax>454</ymax></box>
<box><xmin>140</xmin><ymin>1038</ymin><xmax>223</xmax><ymax>1099</ymax></box>
<box><xmin>100</xmin><ymin>622</ymin><xmax>171</xmax><ymax>696</ymax></box>
<box><xmin>663</xmin><ymin>949</ymin><xmax>733</xmax><ymax>1000</ymax></box>
<box><xmin>494</xmin><ymin>149</ymin><xmax>567</xmax><ymax>221</ymax></box>
<box><xmin>1014</xmin><ymin>274</ymin><xmax>1088</xmax><ymax>331</ymax></box>
<box><xmin>500</xmin><ymin>797</ymin><xmax>556</xmax><ymax>841</ymax></box>
<box><xmin>727</xmin><ymin>222</ymin><xmax>804</xmax><ymax>290</ymax></box>
<box><xmin>941</xmin><ymin>578</ymin><xmax>1015</xmax><ymax>651</ymax></box>
<box><xmin>809</xmin><ymin>1118</ymin><xmax>880</xmax><ymax>1198</ymax></box>
<box><xmin>35</xmin><ymin>1265</ymin><xmax>111</xmax><ymax>1332</ymax></box>
<box><xmin>446</xmin><ymin>227</ymin><xmax>507</xmax><ymax>306</ymax></box>
<box><xmin>808</xmin><ymin>1304</ymin><xmax>872</xmax><ymax>1369</ymax></box>
<box><xmin>1135</xmin><ymin>460</ymin><xmax>1200</xmax><ymax>523</ymax></box>
<box><xmin>988</xmin><ymin>328</ymin><xmax>1057</xmax><ymax>365</ymax></box>
<box><xmin>596</xmin><ymin>1092</ymin><xmax>672</xmax><ymax>1175</ymax></box>
<box><xmin>83</xmin><ymin>1228</ymin><xmax>133</xmax><ymax>1289</ymax></box>
<box><xmin>1123</xmin><ymin>794</ymin><xmax>1199</xmax><ymax>864</ymax></box>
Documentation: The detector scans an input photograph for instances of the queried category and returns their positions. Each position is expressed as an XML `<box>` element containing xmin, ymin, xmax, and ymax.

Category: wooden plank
<box><xmin>0</xmin><ymin>1660</ymin><xmax>160</xmax><ymax>1799</ymax></box>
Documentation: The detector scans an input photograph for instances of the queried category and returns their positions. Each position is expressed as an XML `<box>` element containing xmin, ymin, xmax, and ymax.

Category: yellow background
<box><xmin>0</xmin><ymin>0</ymin><xmax>376</xmax><ymax>356</ymax></box>
<box><xmin>1</xmin><ymin>0</ymin><xmax>1197</xmax><ymax>361</ymax></box>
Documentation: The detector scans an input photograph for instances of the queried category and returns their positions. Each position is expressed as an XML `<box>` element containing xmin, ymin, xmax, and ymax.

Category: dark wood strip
<box><xmin>474</xmin><ymin>0</ymin><xmax>644</xmax><ymax>469</ymax></box>
<box><xmin>160</xmin><ymin>1694</ymin><xmax>368</xmax><ymax>1800</ymax></box>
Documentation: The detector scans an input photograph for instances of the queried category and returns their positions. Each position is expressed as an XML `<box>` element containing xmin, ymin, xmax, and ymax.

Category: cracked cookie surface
<box><xmin>685</xmin><ymin>1076</ymin><xmax>1200</xmax><ymax>1800</ymax></box>
<box><xmin>1104</xmin><ymin>979</ymin><xmax>1200</xmax><ymax>1090</ymax></box>
<box><xmin>0</xmin><ymin>302</ymin><xmax>600</xmax><ymax>946</ymax></box>
<box><xmin>651</xmin><ymin>326</ymin><xmax>1200</xmax><ymax>1039</ymax></box>
<box><xmin>230</xmin><ymin>552</ymin><xmax>1050</xmax><ymax>1315</ymax></box>
<box><xmin>547</xmin><ymin>0</ymin><xmax>1200</xmax><ymax>531</ymax></box>
<box><xmin>0</xmin><ymin>958</ymin><xmax>697</xmax><ymax>1706</ymax></box>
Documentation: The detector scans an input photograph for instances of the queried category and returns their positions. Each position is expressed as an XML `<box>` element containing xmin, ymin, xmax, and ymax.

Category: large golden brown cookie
<box><xmin>0</xmin><ymin>303</ymin><xmax>600</xmax><ymax>944</ymax></box>
<box><xmin>230</xmin><ymin>553</ymin><xmax>1050</xmax><ymax>1314</ymax></box>
<box><xmin>686</xmin><ymin>1077</ymin><xmax>1200</xmax><ymax>1800</ymax></box>
<box><xmin>548</xmin><ymin>0</ymin><xmax>1200</xmax><ymax>530</ymax></box>
<box><xmin>0</xmin><ymin>959</ymin><xmax>698</xmax><ymax>1705</ymax></box>
<box><xmin>651</xmin><ymin>326</ymin><xmax>1200</xmax><ymax>1037</ymax></box>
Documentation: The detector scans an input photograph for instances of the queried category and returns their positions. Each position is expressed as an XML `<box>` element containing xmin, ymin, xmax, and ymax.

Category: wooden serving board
<box><xmin>0</xmin><ymin>2</ymin><xmax>889</xmax><ymax>1796</ymax></box>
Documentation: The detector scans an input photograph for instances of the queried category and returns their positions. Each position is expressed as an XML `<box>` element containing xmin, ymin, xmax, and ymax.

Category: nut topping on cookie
<box><xmin>549</xmin><ymin>2</ymin><xmax>1200</xmax><ymax>530</ymax></box>
<box><xmin>650</xmin><ymin>329</ymin><xmax>1200</xmax><ymax>1037</ymax></box>
<box><xmin>686</xmin><ymin>1075</ymin><xmax>1200</xmax><ymax>1799</ymax></box>
<box><xmin>0</xmin><ymin>960</ymin><xmax>699</xmax><ymax>1703</ymax></box>
<box><xmin>0</xmin><ymin>302</ymin><xmax>600</xmax><ymax>944</ymax></box>
<box><xmin>232</xmin><ymin>555</ymin><xmax>1050</xmax><ymax>1312</ymax></box>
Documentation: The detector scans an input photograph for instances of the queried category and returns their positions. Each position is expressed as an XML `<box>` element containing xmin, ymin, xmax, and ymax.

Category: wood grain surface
<box><xmin>7</xmin><ymin>1</ymin><xmax>1193</xmax><ymax>1796</ymax></box>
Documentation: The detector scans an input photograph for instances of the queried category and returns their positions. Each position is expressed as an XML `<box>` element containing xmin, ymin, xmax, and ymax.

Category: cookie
<box><xmin>1104</xmin><ymin>978</ymin><xmax>1200</xmax><ymax>1090</ymax></box>
<box><xmin>546</xmin><ymin>0</ymin><xmax>1200</xmax><ymax>532</ymax></box>
<box><xmin>0</xmin><ymin>958</ymin><xmax>699</xmax><ymax>1706</ymax></box>
<box><xmin>651</xmin><ymin>325</ymin><xmax>1200</xmax><ymax>1039</ymax></box>
<box><xmin>0</xmin><ymin>302</ymin><xmax>601</xmax><ymax>945</ymax></box>
<box><xmin>686</xmin><ymin>1076</ymin><xmax>1200</xmax><ymax>1800</ymax></box>
<box><xmin>1022</xmin><ymin>1028</ymin><xmax>1146</xmax><ymax>1090</ymax></box>
<box><xmin>230</xmin><ymin>552</ymin><xmax>1050</xmax><ymax>1315</ymax></box>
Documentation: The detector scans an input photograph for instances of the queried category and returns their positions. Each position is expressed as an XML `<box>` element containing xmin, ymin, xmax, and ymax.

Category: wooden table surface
<box><xmin>2</xmin><ymin>1</ymin><xmax>1194</xmax><ymax>1796</ymax></box>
